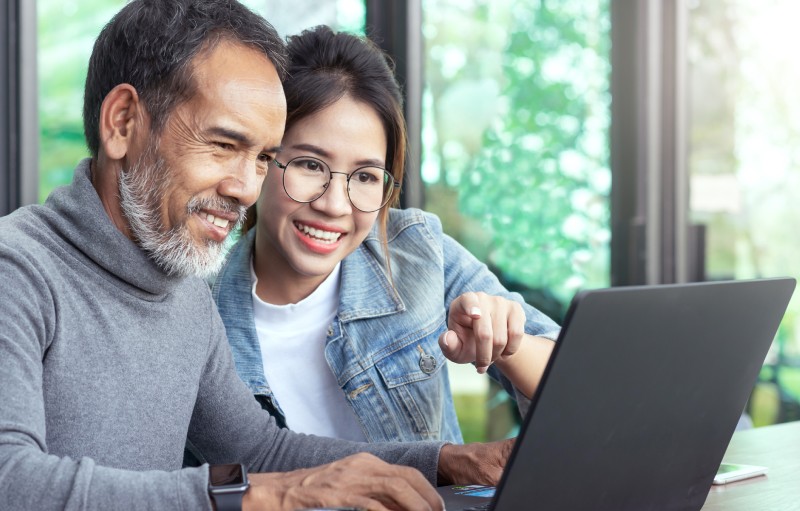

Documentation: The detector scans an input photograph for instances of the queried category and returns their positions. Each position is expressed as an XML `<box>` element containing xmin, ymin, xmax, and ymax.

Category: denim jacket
<box><xmin>212</xmin><ymin>208</ymin><xmax>561</xmax><ymax>444</ymax></box>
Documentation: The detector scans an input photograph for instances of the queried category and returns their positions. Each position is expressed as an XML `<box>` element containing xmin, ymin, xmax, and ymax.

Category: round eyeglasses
<box><xmin>273</xmin><ymin>156</ymin><xmax>400</xmax><ymax>213</ymax></box>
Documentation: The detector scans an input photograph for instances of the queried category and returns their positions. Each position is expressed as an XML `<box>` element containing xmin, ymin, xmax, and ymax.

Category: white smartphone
<box><xmin>712</xmin><ymin>463</ymin><xmax>768</xmax><ymax>485</ymax></box>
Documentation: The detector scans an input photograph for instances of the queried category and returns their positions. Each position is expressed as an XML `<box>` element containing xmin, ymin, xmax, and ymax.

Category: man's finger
<box><xmin>381</xmin><ymin>467</ymin><xmax>444</xmax><ymax>511</ymax></box>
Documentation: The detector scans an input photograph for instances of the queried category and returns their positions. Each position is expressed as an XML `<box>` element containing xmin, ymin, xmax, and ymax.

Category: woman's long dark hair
<box><xmin>245</xmin><ymin>25</ymin><xmax>406</xmax><ymax>269</ymax></box>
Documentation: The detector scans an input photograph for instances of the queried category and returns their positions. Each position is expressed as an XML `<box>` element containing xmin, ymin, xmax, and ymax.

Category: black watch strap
<box><xmin>208</xmin><ymin>463</ymin><xmax>248</xmax><ymax>511</ymax></box>
<box><xmin>210</xmin><ymin>490</ymin><xmax>245</xmax><ymax>511</ymax></box>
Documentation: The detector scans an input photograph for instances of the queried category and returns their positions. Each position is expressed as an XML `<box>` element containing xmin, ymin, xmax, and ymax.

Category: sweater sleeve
<box><xmin>0</xmin><ymin>241</ymin><xmax>213</xmax><ymax>511</ymax></box>
<box><xmin>0</xmin><ymin>237</ymin><xmax>442</xmax><ymax>511</ymax></box>
<box><xmin>186</xmin><ymin>308</ymin><xmax>445</xmax><ymax>484</ymax></box>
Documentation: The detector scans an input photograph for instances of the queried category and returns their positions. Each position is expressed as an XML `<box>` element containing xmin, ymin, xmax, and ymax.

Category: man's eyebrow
<box><xmin>207</xmin><ymin>127</ymin><xmax>281</xmax><ymax>154</ymax></box>
<box><xmin>206</xmin><ymin>126</ymin><xmax>253</xmax><ymax>146</ymax></box>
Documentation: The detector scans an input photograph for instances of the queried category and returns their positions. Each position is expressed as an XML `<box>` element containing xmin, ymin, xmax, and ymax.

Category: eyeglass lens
<box><xmin>282</xmin><ymin>157</ymin><xmax>394</xmax><ymax>212</ymax></box>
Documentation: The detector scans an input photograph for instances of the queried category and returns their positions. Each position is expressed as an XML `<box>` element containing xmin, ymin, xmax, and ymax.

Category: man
<box><xmin>0</xmin><ymin>1</ymin><xmax>511</xmax><ymax>510</ymax></box>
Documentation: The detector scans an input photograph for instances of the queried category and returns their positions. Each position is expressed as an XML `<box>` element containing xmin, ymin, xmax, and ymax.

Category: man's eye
<box><xmin>215</xmin><ymin>142</ymin><xmax>234</xmax><ymax>150</ymax></box>
<box><xmin>258</xmin><ymin>153</ymin><xmax>273</xmax><ymax>163</ymax></box>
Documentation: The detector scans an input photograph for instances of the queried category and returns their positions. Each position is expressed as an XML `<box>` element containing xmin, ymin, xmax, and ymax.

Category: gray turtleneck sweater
<box><xmin>0</xmin><ymin>159</ymin><xmax>443</xmax><ymax>510</ymax></box>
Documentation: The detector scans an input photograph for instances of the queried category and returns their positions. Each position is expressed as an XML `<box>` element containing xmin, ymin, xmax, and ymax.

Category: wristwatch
<box><xmin>208</xmin><ymin>463</ymin><xmax>250</xmax><ymax>511</ymax></box>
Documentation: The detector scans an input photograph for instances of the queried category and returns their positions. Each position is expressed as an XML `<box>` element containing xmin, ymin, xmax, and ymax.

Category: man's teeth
<box><xmin>297</xmin><ymin>223</ymin><xmax>342</xmax><ymax>243</ymax></box>
<box><xmin>204</xmin><ymin>213</ymin><xmax>230</xmax><ymax>229</ymax></box>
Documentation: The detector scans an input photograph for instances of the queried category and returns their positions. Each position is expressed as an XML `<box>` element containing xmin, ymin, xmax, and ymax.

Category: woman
<box><xmin>213</xmin><ymin>26</ymin><xmax>560</xmax><ymax>444</ymax></box>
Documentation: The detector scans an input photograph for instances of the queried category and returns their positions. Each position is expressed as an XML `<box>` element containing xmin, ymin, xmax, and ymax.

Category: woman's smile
<box><xmin>292</xmin><ymin>220</ymin><xmax>346</xmax><ymax>254</ymax></box>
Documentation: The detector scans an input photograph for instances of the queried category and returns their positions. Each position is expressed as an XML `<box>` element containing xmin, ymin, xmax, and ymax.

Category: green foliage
<box><xmin>452</xmin><ymin>393</ymin><xmax>488</xmax><ymax>443</ymax></box>
<box><xmin>37</xmin><ymin>0</ymin><xmax>128</xmax><ymax>201</ymax></box>
<box><xmin>458</xmin><ymin>0</ymin><xmax>611</xmax><ymax>302</ymax></box>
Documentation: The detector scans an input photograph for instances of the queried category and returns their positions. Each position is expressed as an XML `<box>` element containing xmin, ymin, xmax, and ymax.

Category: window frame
<box><xmin>1</xmin><ymin>0</ymin><xmax>20</xmax><ymax>216</ymax></box>
<box><xmin>1</xmin><ymin>0</ymin><xmax>38</xmax><ymax>216</ymax></box>
<box><xmin>368</xmin><ymin>0</ymin><xmax>696</xmax><ymax>286</ymax></box>
<box><xmin>365</xmin><ymin>0</ymin><xmax>424</xmax><ymax>209</ymax></box>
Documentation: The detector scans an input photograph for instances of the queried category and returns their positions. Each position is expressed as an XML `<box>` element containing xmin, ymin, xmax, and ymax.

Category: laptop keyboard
<box><xmin>463</xmin><ymin>504</ymin><xmax>491</xmax><ymax>511</ymax></box>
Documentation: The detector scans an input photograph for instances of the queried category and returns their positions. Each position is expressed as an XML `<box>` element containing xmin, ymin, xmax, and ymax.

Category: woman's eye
<box><xmin>355</xmin><ymin>171</ymin><xmax>379</xmax><ymax>184</ymax></box>
<box><xmin>301</xmin><ymin>160</ymin><xmax>322</xmax><ymax>172</ymax></box>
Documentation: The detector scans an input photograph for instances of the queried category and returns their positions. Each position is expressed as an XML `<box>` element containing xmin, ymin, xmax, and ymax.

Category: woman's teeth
<box><xmin>296</xmin><ymin>223</ymin><xmax>342</xmax><ymax>243</ymax></box>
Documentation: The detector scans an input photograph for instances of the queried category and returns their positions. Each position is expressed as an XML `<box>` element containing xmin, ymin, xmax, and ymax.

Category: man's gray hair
<box><xmin>82</xmin><ymin>0</ymin><xmax>287</xmax><ymax>157</ymax></box>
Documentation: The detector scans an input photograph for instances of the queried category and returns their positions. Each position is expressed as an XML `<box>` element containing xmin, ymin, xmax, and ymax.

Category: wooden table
<box><xmin>701</xmin><ymin>421</ymin><xmax>800</xmax><ymax>510</ymax></box>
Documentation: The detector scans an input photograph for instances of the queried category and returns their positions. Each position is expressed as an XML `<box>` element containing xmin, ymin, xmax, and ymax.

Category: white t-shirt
<box><xmin>250</xmin><ymin>263</ymin><xmax>366</xmax><ymax>441</ymax></box>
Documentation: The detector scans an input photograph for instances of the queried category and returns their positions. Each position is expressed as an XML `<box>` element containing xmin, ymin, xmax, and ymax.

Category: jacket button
<box><xmin>327</xmin><ymin>325</ymin><xmax>334</xmax><ymax>337</ymax></box>
<box><xmin>419</xmin><ymin>354</ymin><xmax>437</xmax><ymax>374</ymax></box>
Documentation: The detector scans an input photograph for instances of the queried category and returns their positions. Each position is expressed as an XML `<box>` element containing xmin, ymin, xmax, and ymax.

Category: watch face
<box><xmin>209</xmin><ymin>463</ymin><xmax>246</xmax><ymax>487</ymax></box>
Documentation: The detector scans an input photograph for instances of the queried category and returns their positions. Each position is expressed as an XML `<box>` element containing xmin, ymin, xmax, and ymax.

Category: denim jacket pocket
<box><xmin>374</xmin><ymin>331</ymin><xmax>447</xmax><ymax>437</ymax></box>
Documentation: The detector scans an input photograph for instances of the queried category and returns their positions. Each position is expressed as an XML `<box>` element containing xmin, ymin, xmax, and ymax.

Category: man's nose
<box><xmin>217</xmin><ymin>158</ymin><xmax>266</xmax><ymax>207</ymax></box>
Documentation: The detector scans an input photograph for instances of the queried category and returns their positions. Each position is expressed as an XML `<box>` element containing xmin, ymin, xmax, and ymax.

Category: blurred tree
<box><xmin>421</xmin><ymin>0</ymin><xmax>611</xmax><ymax>442</ymax></box>
<box><xmin>458</xmin><ymin>0</ymin><xmax>611</xmax><ymax>303</ymax></box>
<box><xmin>37</xmin><ymin>0</ymin><xmax>128</xmax><ymax>202</ymax></box>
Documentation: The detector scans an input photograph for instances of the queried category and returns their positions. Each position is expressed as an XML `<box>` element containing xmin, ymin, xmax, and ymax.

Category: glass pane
<box><xmin>36</xmin><ymin>0</ymin><xmax>364</xmax><ymax>202</ymax></box>
<box><xmin>422</xmin><ymin>0</ymin><xmax>611</xmax><ymax>441</ymax></box>
<box><xmin>688</xmin><ymin>0</ymin><xmax>800</xmax><ymax>426</ymax></box>
<box><xmin>243</xmin><ymin>0</ymin><xmax>365</xmax><ymax>37</ymax></box>
<box><xmin>37</xmin><ymin>0</ymin><xmax>128</xmax><ymax>202</ymax></box>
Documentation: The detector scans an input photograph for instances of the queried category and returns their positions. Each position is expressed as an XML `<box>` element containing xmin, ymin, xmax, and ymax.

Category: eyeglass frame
<box><xmin>272</xmin><ymin>155</ymin><xmax>401</xmax><ymax>213</ymax></box>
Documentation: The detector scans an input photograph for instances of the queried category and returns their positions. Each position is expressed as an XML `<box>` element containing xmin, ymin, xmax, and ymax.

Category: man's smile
<box><xmin>203</xmin><ymin>212</ymin><xmax>231</xmax><ymax>229</ymax></box>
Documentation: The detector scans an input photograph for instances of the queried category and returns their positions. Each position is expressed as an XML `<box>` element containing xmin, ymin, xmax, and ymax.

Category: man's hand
<box><xmin>439</xmin><ymin>292</ymin><xmax>526</xmax><ymax>374</ymax></box>
<box><xmin>436</xmin><ymin>439</ymin><xmax>515</xmax><ymax>486</ymax></box>
<box><xmin>242</xmin><ymin>452</ymin><xmax>444</xmax><ymax>511</ymax></box>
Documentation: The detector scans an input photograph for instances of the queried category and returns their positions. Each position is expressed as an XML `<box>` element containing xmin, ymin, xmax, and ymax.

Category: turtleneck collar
<box><xmin>43</xmin><ymin>158</ymin><xmax>185</xmax><ymax>297</ymax></box>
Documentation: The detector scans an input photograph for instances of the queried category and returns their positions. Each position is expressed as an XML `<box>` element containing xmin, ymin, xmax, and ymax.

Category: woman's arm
<box><xmin>492</xmin><ymin>334</ymin><xmax>554</xmax><ymax>399</ymax></box>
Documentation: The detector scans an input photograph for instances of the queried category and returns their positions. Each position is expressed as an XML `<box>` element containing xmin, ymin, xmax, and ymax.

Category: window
<box><xmin>687</xmin><ymin>0</ymin><xmax>800</xmax><ymax>425</ymax></box>
<box><xmin>37</xmin><ymin>0</ymin><xmax>127</xmax><ymax>202</ymax></box>
<box><xmin>421</xmin><ymin>0</ymin><xmax>611</xmax><ymax>440</ymax></box>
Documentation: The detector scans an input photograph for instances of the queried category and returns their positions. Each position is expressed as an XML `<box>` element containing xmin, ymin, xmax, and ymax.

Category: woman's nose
<box><xmin>312</xmin><ymin>172</ymin><xmax>353</xmax><ymax>216</ymax></box>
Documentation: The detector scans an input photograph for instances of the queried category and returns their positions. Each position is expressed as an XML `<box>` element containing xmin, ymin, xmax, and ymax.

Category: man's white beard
<box><xmin>118</xmin><ymin>146</ymin><xmax>246</xmax><ymax>279</ymax></box>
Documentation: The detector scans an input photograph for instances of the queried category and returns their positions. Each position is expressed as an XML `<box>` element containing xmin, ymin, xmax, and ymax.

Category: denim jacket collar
<box><xmin>211</xmin><ymin>230</ymin><xmax>269</xmax><ymax>396</ymax></box>
<box><xmin>338</xmin><ymin>234</ymin><xmax>405</xmax><ymax>321</ymax></box>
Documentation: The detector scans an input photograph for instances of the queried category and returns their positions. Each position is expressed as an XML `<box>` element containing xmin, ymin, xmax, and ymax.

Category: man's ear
<box><xmin>98</xmin><ymin>83</ymin><xmax>144</xmax><ymax>161</ymax></box>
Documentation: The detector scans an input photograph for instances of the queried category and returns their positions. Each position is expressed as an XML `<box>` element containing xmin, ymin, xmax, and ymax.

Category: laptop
<box><xmin>438</xmin><ymin>278</ymin><xmax>795</xmax><ymax>511</ymax></box>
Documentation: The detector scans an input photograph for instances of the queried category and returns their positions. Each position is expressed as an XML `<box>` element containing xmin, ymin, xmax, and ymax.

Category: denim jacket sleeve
<box><xmin>430</xmin><ymin>211</ymin><xmax>562</xmax><ymax>416</ymax></box>
<box><xmin>359</xmin><ymin>209</ymin><xmax>559</xmax><ymax>420</ymax></box>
